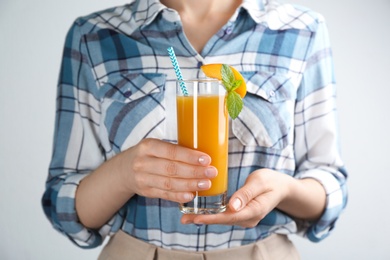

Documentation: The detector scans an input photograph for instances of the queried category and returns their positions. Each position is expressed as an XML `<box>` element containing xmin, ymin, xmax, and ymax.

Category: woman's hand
<box><xmin>181</xmin><ymin>168</ymin><xmax>326</xmax><ymax>227</ymax></box>
<box><xmin>120</xmin><ymin>138</ymin><xmax>218</xmax><ymax>203</ymax></box>
<box><xmin>76</xmin><ymin>138</ymin><xmax>217</xmax><ymax>228</ymax></box>
<box><xmin>181</xmin><ymin>169</ymin><xmax>290</xmax><ymax>227</ymax></box>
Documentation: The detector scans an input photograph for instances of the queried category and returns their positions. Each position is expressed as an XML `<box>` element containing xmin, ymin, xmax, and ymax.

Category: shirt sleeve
<box><xmin>293</xmin><ymin>18</ymin><xmax>348</xmax><ymax>242</ymax></box>
<box><xmin>41</xmin><ymin>20</ymin><xmax>124</xmax><ymax>248</ymax></box>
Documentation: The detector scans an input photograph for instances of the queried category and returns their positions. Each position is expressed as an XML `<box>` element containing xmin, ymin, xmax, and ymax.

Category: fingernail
<box><xmin>205</xmin><ymin>167</ymin><xmax>217</xmax><ymax>178</ymax></box>
<box><xmin>198</xmin><ymin>180</ymin><xmax>210</xmax><ymax>189</ymax></box>
<box><xmin>198</xmin><ymin>156</ymin><xmax>210</xmax><ymax>165</ymax></box>
<box><xmin>232</xmin><ymin>198</ymin><xmax>242</xmax><ymax>211</ymax></box>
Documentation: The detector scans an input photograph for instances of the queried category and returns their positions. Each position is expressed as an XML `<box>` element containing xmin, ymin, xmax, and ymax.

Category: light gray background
<box><xmin>1</xmin><ymin>0</ymin><xmax>389</xmax><ymax>259</ymax></box>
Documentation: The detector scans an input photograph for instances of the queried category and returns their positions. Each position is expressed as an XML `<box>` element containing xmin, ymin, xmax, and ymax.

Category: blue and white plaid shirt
<box><xmin>42</xmin><ymin>0</ymin><xmax>348</xmax><ymax>250</ymax></box>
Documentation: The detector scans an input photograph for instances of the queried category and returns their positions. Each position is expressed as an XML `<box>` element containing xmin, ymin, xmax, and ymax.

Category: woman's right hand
<box><xmin>76</xmin><ymin>138</ymin><xmax>217</xmax><ymax>229</ymax></box>
<box><xmin>120</xmin><ymin>138</ymin><xmax>217</xmax><ymax>203</ymax></box>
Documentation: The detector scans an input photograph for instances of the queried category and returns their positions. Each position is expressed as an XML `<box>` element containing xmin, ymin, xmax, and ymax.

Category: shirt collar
<box><xmin>239</xmin><ymin>0</ymin><xmax>270</xmax><ymax>24</ymax></box>
<box><xmin>128</xmin><ymin>0</ymin><xmax>270</xmax><ymax>27</ymax></box>
<box><xmin>125</xmin><ymin>0</ymin><xmax>169</xmax><ymax>28</ymax></box>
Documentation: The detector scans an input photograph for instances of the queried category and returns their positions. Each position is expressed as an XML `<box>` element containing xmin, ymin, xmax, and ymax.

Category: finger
<box><xmin>135</xmin><ymin>156</ymin><xmax>218</xmax><ymax>179</ymax></box>
<box><xmin>145</xmin><ymin>187</ymin><xmax>195</xmax><ymax>203</ymax></box>
<box><xmin>139</xmin><ymin>173</ymin><xmax>212</xmax><ymax>192</ymax></box>
<box><xmin>181</xmin><ymin>210</ymin><xmax>234</xmax><ymax>225</ymax></box>
<box><xmin>138</xmin><ymin>138</ymin><xmax>212</xmax><ymax>166</ymax></box>
<box><xmin>181</xmin><ymin>206</ymin><xmax>258</xmax><ymax>227</ymax></box>
<box><xmin>181</xmin><ymin>197</ymin><xmax>270</xmax><ymax>228</ymax></box>
<box><xmin>229</xmin><ymin>173</ymin><xmax>269</xmax><ymax>212</ymax></box>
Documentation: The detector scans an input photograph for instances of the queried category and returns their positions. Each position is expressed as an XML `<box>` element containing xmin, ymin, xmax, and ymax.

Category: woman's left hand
<box><xmin>181</xmin><ymin>168</ymin><xmax>293</xmax><ymax>228</ymax></box>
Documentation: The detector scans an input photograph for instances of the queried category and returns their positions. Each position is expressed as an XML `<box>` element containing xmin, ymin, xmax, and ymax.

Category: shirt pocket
<box><xmin>232</xmin><ymin>71</ymin><xmax>297</xmax><ymax>150</ymax></box>
<box><xmin>99</xmin><ymin>73</ymin><xmax>167</xmax><ymax>153</ymax></box>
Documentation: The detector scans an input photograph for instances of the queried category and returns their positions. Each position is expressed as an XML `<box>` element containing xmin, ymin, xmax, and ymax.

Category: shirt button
<box><xmin>226</xmin><ymin>26</ymin><xmax>233</xmax><ymax>34</ymax></box>
<box><xmin>269</xmin><ymin>91</ymin><xmax>275</xmax><ymax>97</ymax></box>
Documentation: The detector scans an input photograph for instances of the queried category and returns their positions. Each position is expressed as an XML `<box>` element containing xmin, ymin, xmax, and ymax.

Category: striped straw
<box><xmin>167</xmin><ymin>47</ymin><xmax>188</xmax><ymax>96</ymax></box>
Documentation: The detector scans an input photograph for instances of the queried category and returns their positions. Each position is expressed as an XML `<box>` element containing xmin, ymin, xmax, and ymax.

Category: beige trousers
<box><xmin>98</xmin><ymin>230</ymin><xmax>300</xmax><ymax>260</ymax></box>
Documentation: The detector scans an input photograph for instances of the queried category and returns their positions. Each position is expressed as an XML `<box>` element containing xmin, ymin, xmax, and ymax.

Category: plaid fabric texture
<box><xmin>42</xmin><ymin>0</ymin><xmax>348</xmax><ymax>250</ymax></box>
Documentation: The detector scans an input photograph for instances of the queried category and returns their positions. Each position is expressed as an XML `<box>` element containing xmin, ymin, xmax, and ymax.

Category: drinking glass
<box><xmin>176</xmin><ymin>78</ymin><xmax>229</xmax><ymax>214</ymax></box>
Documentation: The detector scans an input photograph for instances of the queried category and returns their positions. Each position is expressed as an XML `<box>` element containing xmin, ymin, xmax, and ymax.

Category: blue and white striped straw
<box><xmin>167</xmin><ymin>47</ymin><xmax>188</xmax><ymax>96</ymax></box>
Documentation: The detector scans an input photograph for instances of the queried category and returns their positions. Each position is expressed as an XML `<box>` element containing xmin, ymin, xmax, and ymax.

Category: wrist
<box><xmin>277</xmin><ymin>177</ymin><xmax>326</xmax><ymax>220</ymax></box>
<box><xmin>113</xmin><ymin>150</ymin><xmax>136</xmax><ymax>198</ymax></box>
<box><xmin>278</xmin><ymin>173</ymin><xmax>298</xmax><ymax>208</ymax></box>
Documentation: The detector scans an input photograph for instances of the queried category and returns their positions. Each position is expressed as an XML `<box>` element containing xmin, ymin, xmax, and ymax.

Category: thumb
<box><xmin>229</xmin><ymin>184</ymin><xmax>256</xmax><ymax>212</ymax></box>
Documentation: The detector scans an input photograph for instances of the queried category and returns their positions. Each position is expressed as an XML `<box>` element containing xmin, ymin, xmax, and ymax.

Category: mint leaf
<box><xmin>220</xmin><ymin>64</ymin><xmax>244</xmax><ymax>119</ymax></box>
<box><xmin>227</xmin><ymin>91</ymin><xmax>243</xmax><ymax>119</ymax></box>
<box><xmin>231</xmin><ymin>80</ymin><xmax>242</xmax><ymax>91</ymax></box>
<box><xmin>221</xmin><ymin>64</ymin><xmax>234</xmax><ymax>91</ymax></box>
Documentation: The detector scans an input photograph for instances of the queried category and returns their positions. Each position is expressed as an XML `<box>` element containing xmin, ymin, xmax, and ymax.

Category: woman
<box><xmin>42</xmin><ymin>0</ymin><xmax>348</xmax><ymax>259</ymax></box>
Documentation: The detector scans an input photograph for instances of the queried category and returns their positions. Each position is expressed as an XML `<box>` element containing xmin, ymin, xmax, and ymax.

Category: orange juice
<box><xmin>177</xmin><ymin>94</ymin><xmax>229</xmax><ymax>196</ymax></box>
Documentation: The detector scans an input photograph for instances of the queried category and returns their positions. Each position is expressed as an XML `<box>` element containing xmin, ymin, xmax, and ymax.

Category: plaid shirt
<box><xmin>42</xmin><ymin>0</ymin><xmax>348</xmax><ymax>250</ymax></box>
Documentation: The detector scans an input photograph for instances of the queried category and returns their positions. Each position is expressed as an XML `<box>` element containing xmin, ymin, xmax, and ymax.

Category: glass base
<box><xmin>179</xmin><ymin>192</ymin><xmax>227</xmax><ymax>214</ymax></box>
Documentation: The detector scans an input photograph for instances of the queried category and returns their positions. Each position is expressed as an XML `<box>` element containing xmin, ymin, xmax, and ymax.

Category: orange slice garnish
<box><xmin>201</xmin><ymin>63</ymin><xmax>246</xmax><ymax>98</ymax></box>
